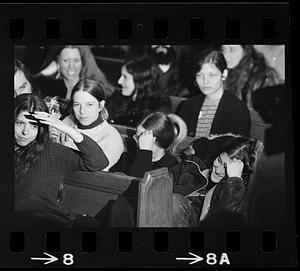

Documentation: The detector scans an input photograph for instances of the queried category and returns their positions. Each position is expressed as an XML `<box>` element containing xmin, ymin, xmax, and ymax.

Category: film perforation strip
<box><xmin>8</xmin><ymin>17</ymin><xmax>279</xmax><ymax>40</ymax></box>
<box><xmin>45</xmin><ymin>232</ymin><xmax>61</xmax><ymax>252</ymax></box>
<box><xmin>117</xmin><ymin>231</ymin><xmax>133</xmax><ymax>252</ymax></box>
<box><xmin>81</xmin><ymin>232</ymin><xmax>96</xmax><ymax>253</ymax></box>
<box><xmin>45</xmin><ymin>18</ymin><xmax>60</xmax><ymax>40</ymax></box>
<box><xmin>8</xmin><ymin>230</ymin><xmax>278</xmax><ymax>254</ymax></box>
<box><xmin>189</xmin><ymin>18</ymin><xmax>205</xmax><ymax>39</ymax></box>
<box><xmin>82</xmin><ymin>18</ymin><xmax>97</xmax><ymax>40</ymax></box>
<box><xmin>224</xmin><ymin>18</ymin><xmax>241</xmax><ymax>40</ymax></box>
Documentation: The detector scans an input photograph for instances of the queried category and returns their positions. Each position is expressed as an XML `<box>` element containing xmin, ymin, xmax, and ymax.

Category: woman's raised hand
<box><xmin>31</xmin><ymin>112</ymin><xmax>71</xmax><ymax>134</ymax></box>
<box><xmin>30</xmin><ymin>112</ymin><xmax>83</xmax><ymax>143</ymax></box>
<box><xmin>225</xmin><ymin>158</ymin><xmax>244</xmax><ymax>179</ymax></box>
<box><xmin>138</xmin><ymin>130</ymin><xmax>156</xmax><ymax>151</ymax></box>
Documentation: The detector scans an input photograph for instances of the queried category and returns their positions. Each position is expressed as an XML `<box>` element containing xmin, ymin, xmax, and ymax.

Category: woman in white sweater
<box><xmin>53</xmin><ymin>79</ymin><xmax>124</xmax><ymax>171</ymax></box>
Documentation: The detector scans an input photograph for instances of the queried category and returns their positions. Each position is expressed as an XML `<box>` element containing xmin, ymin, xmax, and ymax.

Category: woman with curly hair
<box><xmin>221</xmin><ymin>45</ymin><xmax>281</xmax><ymax>108</ymax></box>
<box><xmin>106</xmin><ymin>57</ymin><xmax>172</xmax><ymax>127</ymax></box>
<box><xmin>14</xmin><ymin>93</ymin><xmax>109</xmax><ymax>227</ymax></box>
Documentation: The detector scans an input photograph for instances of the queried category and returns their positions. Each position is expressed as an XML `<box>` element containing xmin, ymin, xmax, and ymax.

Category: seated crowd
<box><xmin>14</xmin><ymin>44</ymin><xmax>284</xmax><ymax>228</ymax></box>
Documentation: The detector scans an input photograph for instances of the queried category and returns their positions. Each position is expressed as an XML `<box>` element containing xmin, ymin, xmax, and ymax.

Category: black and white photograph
<box><xmin>0</xmin><ymin>2</ymin><xmax>296</xmax><ymax>268</ymax></box>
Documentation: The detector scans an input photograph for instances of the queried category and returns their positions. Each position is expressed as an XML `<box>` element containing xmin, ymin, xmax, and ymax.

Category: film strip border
<box><xmin>0</xmin><ymin>2</ymin><xmax>294</xmax><ymax>268</ymax></box>
<box><xmin>0</xmin><ymin>3</ymin><xmax>289</xmax><ymax>43</ymax></box>
<box><xmin>1</xmin><ymin>227</ymin><xmax>296</xmax><ymax>267</ymax></box>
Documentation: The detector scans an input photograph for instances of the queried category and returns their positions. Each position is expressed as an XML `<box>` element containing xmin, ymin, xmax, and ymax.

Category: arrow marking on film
<box><xmin>176</xmin><ymin>252</ymin><xmax>204</xmax><ymax>265</ymax></box>
<box><xmin>30</xmin><ymin>252</ymin><xmax>58</xmax><ymax>265</ymax></box>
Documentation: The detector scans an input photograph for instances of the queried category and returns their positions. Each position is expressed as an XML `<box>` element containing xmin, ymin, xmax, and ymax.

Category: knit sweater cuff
<box><xmin>75</xmin><ymin>133</ymin><xmax>109</xmax><ymax>169</ymax></box>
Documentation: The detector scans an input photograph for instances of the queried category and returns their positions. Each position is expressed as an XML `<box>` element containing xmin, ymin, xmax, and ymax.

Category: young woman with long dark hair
<box><xmin>106</xmin><ymin>57</ymin><xmax>171</xmax><ymax>127</ymax></box>
<box><xmin>14</xmin><ymin>93</ymin><xmax>109</xmax><ymax>227</ymax></box>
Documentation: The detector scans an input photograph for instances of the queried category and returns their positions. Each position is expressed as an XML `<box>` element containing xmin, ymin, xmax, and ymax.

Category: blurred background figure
<box><xmin>106</xmin><ymin>57</ymin><xmax>171</xmax><ymax>127</ymax></box>
<box><xmin>246</xmin><ymin>84</ymin><xmax>287</xmax><ymax>228</ymax></box>
<box><xmin>35</xmin><ymin>45</ymin><xmax>115</xmax><ymax>100</ymax></box>
<box><xmin>221</xmin><ymin>45</ymin><xmax>281</xmax><ymax>108</ymax></box>
<box><xmin>253</xmin><ymin>45</ymin><xmax>285</xmax><ymax>82</ymax></box>
<box><xmin>146</xmin><ymin>45</ymin><xmax>191</xmax><ymax>97</ymax></box>
<box><xmin>14</xmin><ymin>59</ymin><xmax>39</xmax><ymax>97</ymax></box>
<box><xmin>221</xmin><ymin>45</ymin><xmax>282</xmax><ymax>143</ymax></box>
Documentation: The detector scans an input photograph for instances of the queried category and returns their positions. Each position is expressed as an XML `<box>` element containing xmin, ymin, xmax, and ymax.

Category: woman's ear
<box><xmin>222</xmin><ymin>69</ymin><xmax>228</xmax><ymax>80</ymax></box>
<box><xmin>99</xmin><ymin>100</ymin><xmax>105</xmax><ymax>111</ymax></box>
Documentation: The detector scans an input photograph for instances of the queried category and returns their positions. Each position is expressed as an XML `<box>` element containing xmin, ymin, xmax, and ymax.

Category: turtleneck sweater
<box><xmin>62</xmin><ymin>115</ymin><xmax>124</xmax><ymax>171</ymax></box>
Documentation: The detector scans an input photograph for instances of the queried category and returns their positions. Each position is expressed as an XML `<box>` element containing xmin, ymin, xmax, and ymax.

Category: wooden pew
<box><xmin>137</xmin><ymin>167</ymin><xmax>173</xmax><ymax>227</ymax></box>
<box><xmin>62</xmin><ymin>168</ymin><xmax>173</xmax><ymax>227</ymax></box>
<box><xmin>62</xmin><ymin>171</ymin><xmax>137</xmax><ymax>217</ymax></box>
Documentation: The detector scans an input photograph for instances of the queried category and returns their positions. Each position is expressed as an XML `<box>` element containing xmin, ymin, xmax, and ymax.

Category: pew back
<box><xmin>62</xmin><ymin>168</ymin><xmax>174</xmax><ymax>227</ymax></box>
<box><xmin>62</xmin><ymin>171</ymin><xmax>138</xmax><ymax>217</ymax></box>
<box><xmin>137</xmin><ymin>167</ymin><xmax>173</xmax><ymax>227</ymax></box>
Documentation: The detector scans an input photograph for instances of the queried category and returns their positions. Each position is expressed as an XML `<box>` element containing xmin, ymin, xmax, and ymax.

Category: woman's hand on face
<box><xmin>138</xmin><ymin>130</ymin><xmax>155</xmax><ymax>151</ymax></box>
<box><xmin>225</xmin><ymin>158</ymin><xmax>244</xmax><ymax>179</ymax></box>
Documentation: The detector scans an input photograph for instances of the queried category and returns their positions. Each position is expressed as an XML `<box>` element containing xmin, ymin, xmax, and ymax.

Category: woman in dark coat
<box><xmin>176</xmin><ymin>47</ymin><xmax>251</xmax><ymax>138</ymax></box>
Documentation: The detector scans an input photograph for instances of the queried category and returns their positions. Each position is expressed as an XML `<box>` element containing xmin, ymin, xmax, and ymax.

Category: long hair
<box><xmin>70</xmin><ymin>78</ymin><xmax>108</xmax><ymax>122</ymax></box>
<box><xmin>138</xmin><ymin>112</ymin><xmax>187</xmax><ymax>156</ymax></box>
<box><xmin>14</xmin><ymin>59</ymin><xmax>40</xmax><ymax>95</ymax></box>
<box><xmin>123</xmin><ymin>57</ymin><xmax>160</xmax><ymax>103</ymax></box>
<box><xmin>15</xmin><ymin>94</ymin><xmax>50</xmax><ymax>180</ymax></box>
<box><xmin>192</xmin><ymin>133</ymin><xmax>263</xmax><ymax>184</ymax></box>
<box><xmin>40</xmin><ymin>45</ymin><xmax>114</xmax><ymax>96</ymax></box>
<box><xmin>223</xmin><ymin>45</ymin><xmax>280</xmax><ymax>106</ymax></box>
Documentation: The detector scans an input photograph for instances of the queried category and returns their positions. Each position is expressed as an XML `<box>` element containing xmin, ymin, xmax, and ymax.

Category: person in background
<box><xmin>14</xmin><ymin>93</ymin><xmax>109</xmax><ymax>227</ymax></box>
<box><xmin>14</xmin><ymin>59</ymin><xmax>69</xmax><ymax>121</ymax></box>
<box><xmin>35</xmin><ymin>45</ymin><xmax>115</xmax><ymax>118</ymax></box>
<box><xmin>54</xmin><ymin>79</ymin><xmax>124</xmax><ymax>171</ymax></box>
<box><xmin>221</xmin><ymin>45</ymin><xmax>281</xmax><ymax>142</ymax></box>
<box><xmin>176</xmin><ymin>47</ymin><xmax>251</xmax><ymax>138</ymax></box>
<box><xmin>253</xmin><ymin>45</ymin><xmax>285</xmax><ymax>82</ymax></box>
<box><xmin>14</xmin><ymin>59</ymin><xmax>39</xmax><ymax>97</ymax></box>
<box><xmin>106</xmin><ymin>57</ymin><xmax>172</xmax><ymax>127</ymax></box>
<box><xmin>146</xmin><ymin>45</ymin><xmax>190</xmax><ymax>97</ymax></box>
<box><xmin>221</xmin><ymin>45</ymin><xmax>281</xmax><ymax>108</ymax></box>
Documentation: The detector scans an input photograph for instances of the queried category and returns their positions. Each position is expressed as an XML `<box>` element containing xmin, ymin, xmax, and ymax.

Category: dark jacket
<box><xmin>176</xmin><ymin>91</ymin><xmax>251</xmax><ymax>137</ymax></box>
<box><xmin>107</xmin><ymin>91</ymin><xmax>171</xmax><ymax>127</ymax></box>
